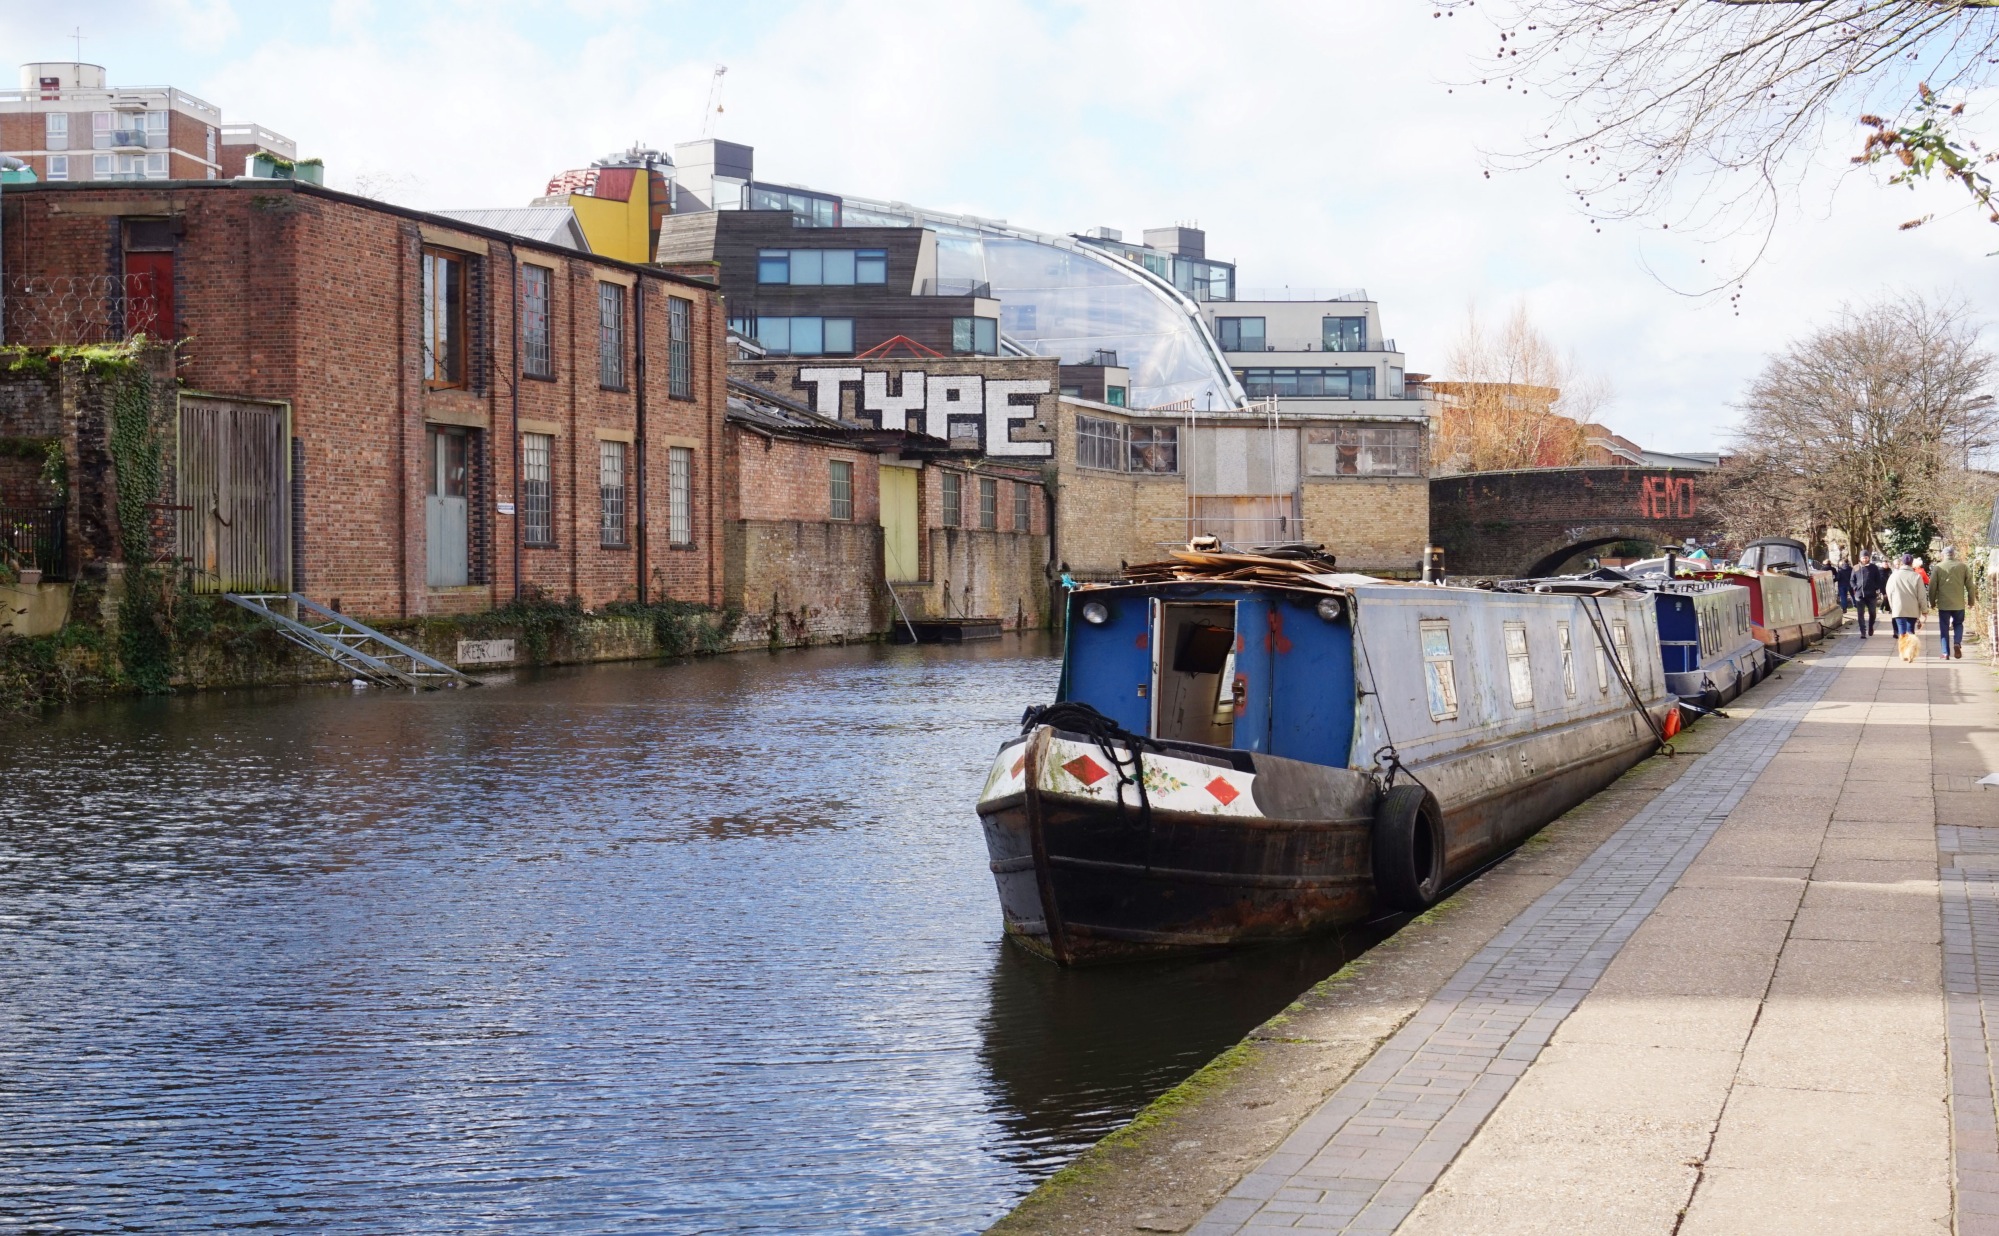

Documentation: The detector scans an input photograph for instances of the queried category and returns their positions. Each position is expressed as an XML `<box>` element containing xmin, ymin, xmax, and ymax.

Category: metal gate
<box><xmin>177</xmin><ymin>393</ymin><xmax>292</xmax><ymax>594</ymax></box>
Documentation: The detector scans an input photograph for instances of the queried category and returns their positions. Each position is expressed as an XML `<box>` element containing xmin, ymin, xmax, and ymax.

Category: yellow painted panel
<box><xmin>568</xmin><ymin>182</ymin><xmax>653</xmax><ymax>264</ymax></box>
<box><xmin>881</xmin><ymin>466</ymin><xmax>921</xmax><ymax>582</ymax></box>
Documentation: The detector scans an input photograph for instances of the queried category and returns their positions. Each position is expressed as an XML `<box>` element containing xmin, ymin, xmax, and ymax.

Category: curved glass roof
<box><xmin>839</xmin><ymin>198</ymin><xmax>1245</xmax><ymax>410</ymax></box>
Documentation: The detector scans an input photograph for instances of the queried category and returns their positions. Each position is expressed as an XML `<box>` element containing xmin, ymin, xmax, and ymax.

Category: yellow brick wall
<box><xmin>1300</xmin><ymin>480</ymin><xmax>1428</xmax><ymax>574</ymax></box>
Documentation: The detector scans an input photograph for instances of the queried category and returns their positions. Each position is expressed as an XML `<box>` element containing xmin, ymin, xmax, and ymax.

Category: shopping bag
<box><xmin>1899</xmin><ymin>632</ymin><xmax>1919</xmax><ymax>662</ymax></box>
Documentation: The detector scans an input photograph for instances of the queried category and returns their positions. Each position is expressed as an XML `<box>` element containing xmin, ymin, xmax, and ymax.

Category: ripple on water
<box><xmin>0</xmin><ymin>638</ymin><xmax>1367</xmax><ymax>1233</ymax></box>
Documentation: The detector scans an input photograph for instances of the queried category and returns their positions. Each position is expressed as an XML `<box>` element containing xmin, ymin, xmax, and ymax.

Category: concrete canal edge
<box><xmin>987</xmin><ymin>658</ymin><xmax>1808</xmax><ymax>1236</ymax></box>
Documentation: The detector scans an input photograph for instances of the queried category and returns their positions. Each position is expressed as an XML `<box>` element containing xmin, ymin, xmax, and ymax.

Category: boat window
<box><xmin>1594</xmin><ymin>624</ymin><xmax>1610</xmax><ymax>694</ymax></box>
<box><xmin>1421</xmin><ymin>620</ymin><xmax>1458</xmax><ymax>721</ymax></box>
<box><xmin>1612</xmin><ymin>620</ymin><xmax>1633</xmax><ymax>682</ymax></box>
<box><xmin>1503</xmin><ymin>622</ymin><xmax>1534</xmax><ymax>707</ymax></box>
<box><xmin>1557</xmin><ymin>622</ymin><xmax>1577</xmax><ymax>696</ymax></box>
<box><xmin>1153</xmin><ymin>603</ymin><xmax>1238</xmax><ymax>745</ymax></box>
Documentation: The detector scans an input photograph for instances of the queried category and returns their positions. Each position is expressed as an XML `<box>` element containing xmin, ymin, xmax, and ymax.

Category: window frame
<box><xmin>668</xmin><ymin>296</ymin><xmax>693</xmax><ymax>399</ymax></box>
<box><xmin>1503</xmin><ymin>621</ymin><xmax>1535</xmax><ymax>708</ymax></box>
<box><xmin>1322</xmin><ymin>316</ymin><xmax>1367</xmax><ymax>352</ymax></box>
<box><xmin>856</xmin><ymin>250</ymin><xmax>888</xmax><ymax>284</ymax></box>
<box><xmin>1013</xmin><ymin>481</ymin><xmax>1032</xmax><ymax>531</ymax></box>
<box><xmin>520</xmin><ymin>264</ymin><xmax>553</xmax><ymax>379</ymax></box>
<box><xmin>1557</xmin><ymin>621</ymin><xmax>1577</xmax><ymax>697</ymax></box>
<box><xmin>941</xmin><ymin>471</ymin><xmax>963</xmax><ymax>528</ymax></box>
<box><xmin>1076</xmin><ymin>415</ymin><xmax>1128</xmax><ymax>472</ymax></box>
<box><xmin>828</xmin><ymin>459</ymin><xmax>854</xmax><ymax>522</ymax></box>
<box><xmin>521</xmin><ymin>431</ymin><xmax>554</xmax><ymax>547</ymax></box>
<box><xmin>597</xmin><ymin>281</ymin><xmax>626</xmax><ymax>390</ymax></box>
<box><xmin>978</xmin><ymin>476</ymin><xmax>998</xmax><ymax>530</ymax></box>
<box><xmin>1303</xmin><ymin>423</ymin><xmax>1422</xmax><ymax>477</ymax></box>
<box><xmin>599</xmin><ymin>439</ymin><xmax>628</xmax><ymax>548</ymax></box>
<box><xmin>1217</xmin><ymin>316</ymin><xmax>1266</xmax><ymax>353</ymax></box>
<box><xmin>46</xmin><ymin>154</ymin><xmax>68</xmax><ymax>181</ymax></box>
<box><xmin>45</xmin><ymin>112</ymin><xmax>68</xmax><ymax>150</ymax></box>
<box><xmin>668</xmin><ymin>447</ymin><xmax>693</xmax><ymax>547</ymax></box>
<box><xmin>1127</xmin><ymin>424</ymin><xmax>1179</xmax><ymax>474</ymax></box>
<box><xmin>1420</xmin><ymin>619</ymin><xmax>1459</xmax><ymax>722</ymax></box>
<box><xmin>422</xmin><ymin>248</ymin><xmax>468</xmax><ymax>390</ymax></box>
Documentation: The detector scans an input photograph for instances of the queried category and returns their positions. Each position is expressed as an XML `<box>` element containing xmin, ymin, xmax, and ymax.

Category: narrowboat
<box><xmin>1736</xmin><ymin>536</ymin><xmax>1843</xmax><ymax>644</ymax></box>
<box><xmin>975</xmin><ymin>554</ymin><xmax>1679</xmax><ymax>965</ymax></box>
<box><xmin>1530</xmin><ymin>575</ymin><xmax>1764</xmax><ymax>710</ymax></box>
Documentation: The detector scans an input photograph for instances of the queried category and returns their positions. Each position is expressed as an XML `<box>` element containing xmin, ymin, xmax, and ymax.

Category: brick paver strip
<box><xmin>1941</xmin><ymin>822</ymin><xmax>1999</xmax><ymax>1235</ymax></box>
<box><xmin>1191</xmin><ymin>650</ymin><xmax>1850</xmax><ymax>1235</ymax></box>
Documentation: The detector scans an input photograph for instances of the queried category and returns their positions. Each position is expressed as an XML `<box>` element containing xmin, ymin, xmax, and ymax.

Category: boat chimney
<box><xmin>1423</xmin><ymin>545</ymin><xmax>1445</xmax><ymax>584</ymax></box>
<box><xmin>1665</xmin><ymin>550</ymin><xmax>1678</xmax><ymax>578</ymax></box>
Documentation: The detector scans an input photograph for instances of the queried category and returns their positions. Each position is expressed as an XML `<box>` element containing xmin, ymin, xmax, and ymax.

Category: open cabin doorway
<box><xmin>1151</xmin><ymin>601</ymin><xmax>1239</xmax><ymax>746</ymax></box>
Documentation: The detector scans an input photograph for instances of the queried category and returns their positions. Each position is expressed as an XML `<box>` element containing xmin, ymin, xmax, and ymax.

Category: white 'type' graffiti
<box><xmin>794</xmin><ymin>367</ymin><xmax>1054</xmax><ymax>458</ymax></box>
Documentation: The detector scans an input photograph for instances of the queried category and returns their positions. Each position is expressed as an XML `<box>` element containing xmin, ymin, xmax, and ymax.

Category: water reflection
<box><xmin>0</xmin><ymin>637</ymin><xmax>1372</xmax><ymax>1233</ymax></box>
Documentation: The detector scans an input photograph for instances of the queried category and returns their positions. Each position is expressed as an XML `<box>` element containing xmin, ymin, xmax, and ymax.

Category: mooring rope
<box><xmin>1020</xmin><ymin>700</ymin><xmax>1159</xmax><ymax>833</ymax></box>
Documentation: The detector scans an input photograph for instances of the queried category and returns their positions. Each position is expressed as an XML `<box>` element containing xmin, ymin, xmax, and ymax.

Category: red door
<box><xmin>124</xmin><ymin>250</ymin><xmax>175</xmax><ymax>340</ymax></box>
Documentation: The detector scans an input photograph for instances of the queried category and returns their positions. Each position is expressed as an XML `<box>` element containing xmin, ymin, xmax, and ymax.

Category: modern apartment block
<box><xmin>0</xmin><ymin>61</ymin><xmax>295</xmax><ymax>184</ymax></box>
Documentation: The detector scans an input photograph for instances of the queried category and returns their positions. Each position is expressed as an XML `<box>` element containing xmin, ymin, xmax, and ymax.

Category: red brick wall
<box><xmin>2</xmin><ymin>181</ymin><xmax>728</xmax><ymax>620</ymax></box>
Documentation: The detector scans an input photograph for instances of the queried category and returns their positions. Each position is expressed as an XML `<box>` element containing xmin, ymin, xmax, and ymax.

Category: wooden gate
<box><xmin>177</xmin><ymin>393</ymin><xmax>292</xmax><ymax>593</ymax></box>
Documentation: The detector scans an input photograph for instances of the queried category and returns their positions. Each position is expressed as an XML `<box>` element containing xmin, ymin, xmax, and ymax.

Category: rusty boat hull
<box><xmin>979</xmin><ymin>715</ymin><xmax>1665</xmax><ymax>965</ymax></box>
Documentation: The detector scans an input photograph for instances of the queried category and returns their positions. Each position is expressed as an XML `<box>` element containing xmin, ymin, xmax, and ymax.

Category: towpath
<box><xmin>996</xmin><ymin>633</ymin><xmax>1999</xmax><ymax>1235</ymax></box>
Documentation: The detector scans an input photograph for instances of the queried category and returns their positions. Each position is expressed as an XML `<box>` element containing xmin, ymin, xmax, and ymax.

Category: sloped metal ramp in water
<box><xmin>223</xmin><ymin>593</ymin><xmax>473</xmax><ymax>690</ymax></box>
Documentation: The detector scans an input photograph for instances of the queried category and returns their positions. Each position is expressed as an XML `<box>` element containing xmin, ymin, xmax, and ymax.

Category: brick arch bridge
<box><xmin>1428</xmin><ymin>467</ymin><xmax>1716</xmax><ymax>578</ymax></box>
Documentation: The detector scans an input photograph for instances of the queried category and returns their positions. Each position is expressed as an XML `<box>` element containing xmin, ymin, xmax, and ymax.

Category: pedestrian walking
<box><xmin>1888</xmin><ymin>553</ymin><xmax>1929</xmax><ymax>662</ymax></box>
<box><xmin>1929</xmin><ymin>545</ymin><xmax>1978</xmax><ymax>660</ymax></box>
<box><xmin>1854</xmin><ymin>550</ymin><xmax>1887</xmax><ymax>637</ymax></box>
<box><xmin>1834</xmin><ymin>558</ymin><xmax>1854</xmax><ymax>611</ymax></box>
<box><xmin>1915</xmin><ymin>556</ymin><xmax>1931</xmax><ymax>587</ymax></box>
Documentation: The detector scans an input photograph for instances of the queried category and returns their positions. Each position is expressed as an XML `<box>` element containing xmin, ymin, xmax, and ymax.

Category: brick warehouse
<box><xmin>1</xmin><ymin>179</ymin><xmax>727</xmax><ymax>618</ymax></box>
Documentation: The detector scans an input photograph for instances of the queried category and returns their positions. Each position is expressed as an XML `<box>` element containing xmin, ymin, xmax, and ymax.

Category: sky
<box><xmin>7</xmin><ymin>0</ymin><xmax>1997</xmax><ymax>453</ymax></box>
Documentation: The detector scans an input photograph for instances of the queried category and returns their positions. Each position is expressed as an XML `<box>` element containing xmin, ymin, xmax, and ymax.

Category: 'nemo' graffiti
<box><xmin>1636</xmin><ymin>475</ymin><xmax>1697</xmax><ymax>520</ymax></box>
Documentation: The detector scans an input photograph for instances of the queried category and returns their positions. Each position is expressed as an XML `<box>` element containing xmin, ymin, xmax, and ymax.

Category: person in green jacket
<box><xmin>1928</xmin><ymin>545</ymin><xmax>1978</xmax><ymax>660</ymax></box>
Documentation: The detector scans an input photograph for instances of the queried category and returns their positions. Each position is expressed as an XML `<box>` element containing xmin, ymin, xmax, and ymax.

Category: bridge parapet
<box><xmin>1428</xmin><ymin>466</ymin><xmax>1717</xmax><ymax>578</ymax></box>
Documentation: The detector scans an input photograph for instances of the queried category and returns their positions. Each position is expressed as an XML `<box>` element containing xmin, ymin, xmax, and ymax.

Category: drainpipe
<box><xmin>634</xmin><ymin>278</ymin><xmax>648</xmax><ymax>604</ymax></box>
<box><xmin>510</xmin><ymin>248</ymin><xmax>521</xmax><ymax>600</ymax></box>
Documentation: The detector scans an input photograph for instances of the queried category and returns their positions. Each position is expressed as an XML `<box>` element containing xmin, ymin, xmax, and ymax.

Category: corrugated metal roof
<box><xmin>435</xmin><ymin>207</ymin><xmax>590</xmax><ymax>252</ymax></box>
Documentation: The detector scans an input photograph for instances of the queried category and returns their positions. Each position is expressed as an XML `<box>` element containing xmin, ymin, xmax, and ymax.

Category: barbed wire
<box><xmin>3</xmin><ymin>275</ymin><xmax>175</xmax><ymax>347</ymax></box>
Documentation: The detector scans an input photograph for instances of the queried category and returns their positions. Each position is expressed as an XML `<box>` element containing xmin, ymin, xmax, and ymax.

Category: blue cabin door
<box><xmin>1231</xmin><ymin>595</ymin><xmax>1275</xmax><ymax>752</ymax></box>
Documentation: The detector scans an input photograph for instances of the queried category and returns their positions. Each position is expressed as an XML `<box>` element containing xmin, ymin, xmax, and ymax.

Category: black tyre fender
<box><xmin>1372</xmin><ymin>783</ymin><xmax>1446</xmax><ymax>912</ymax></box>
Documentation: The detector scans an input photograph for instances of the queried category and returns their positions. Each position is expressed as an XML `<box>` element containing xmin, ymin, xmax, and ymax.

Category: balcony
<box><xmin>109</xmin><ymin>129</ymin><xmax>149</xmax><ymax>149</ymax></box>
<box><xmin>916</xmin><ymin>278</ymin><xmax>991</xmax><ymax>298</ymax></box>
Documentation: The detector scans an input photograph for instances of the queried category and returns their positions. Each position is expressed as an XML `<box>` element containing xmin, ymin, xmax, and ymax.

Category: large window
<box><xmin>748</xmin><ymin>186</ymin><xmax>840</xmax><ymax>226</ymax></box>
<box><xmin>952</xmin><ymin>317</ymin><xmax>998</xmax><ymax>355</ymax></box>
<box><xmin>522</xmin><ymin>432</ymin><xmax>553</xmax><ymax>545</ymax></box>
<box><xmin>521</xmin><ymin>265</ymin><xmax>552</xmax><ymax>378</ymax></box>
<box><xmin>600</xmin><ymin>440</ymin><xmax>627</xmax><ymax>547</ymax></box>
<box><xmin>1014</xmin><ymin>482</ymin><xmax>1032</xmax><ymax>531</ymax></box>
<box><xmin>1128</xmin><ymin>425</ymin><xmax>1179</xmax><ymax>474</ymax></box>
<box><xmin>422</xmin><ymin>250</ymin><xmax>466</xmax><ymax>388</ymax></box>
<box><xmin>1504</xmin><ymin>622</ymin><xmax>1534</xmax><ymax>707</ymax></box>
<box><xmin>1216</xmin><ymin>317</ymin><xmax>1265</xmax><ymax>353</ymax></box>
<box><xmin>829</xmin><ymin>460</ymin><xmax>854</xmax><ymax>521</ymax></box>
<box><xmin>1237</xmin><ymin>367</ymin><xmax>1376</xmax><ymax>399</ymax></box>
<box><xmin>756</xmin><ymin>248</ymin><xmax>888</xmax><ymax>285</ymax></box>
<box><xmin>1076</xmin><ymin>415</ymin><xmax>1126</xmax><ymax>471</ymax></box>
<box><xmin>669</xmin><ymin>448</ymin><xmax>692</xmax><ymax>546</ymax></box>
<box><xmin>598</xmin><ymin>282</ymin><xmax>625</xmax><ymax>389</ymax></box>
<box><xmin>1303</xmin><ymin>424</ymin><xmax>1422</xmax><ymax>477</ymax></box>
<box><xmin>754</xmin><ymin>316</ymin><xmax>854</xmax><ymax>356</ymax></box>
<box><xmin>46</xmin><ymin>155</ymin><xmax>67</xmax><ymax>181</ymax></box>
<box><xmin>668</xmin><ymin>296</ymin><xmax>693</xmax><ymax>399</ymax></box>
<box><xmin>1323</xmin><ymin>316</ymin><xmax>1366</xmax><ymax>352</ymax></box>
<box><xmin>45</xmin><ymin>112</ymin><xmax>67</xmax><ymax>150</ymax></box>
<box><xmin>941</xmin><ymin>471</ymin><xmax>963</xmax><ymax>527</ymax></box>
<box><xmin>978</xmin><ymin>477</ymin><xmax>998</xmax><ymax>530</ymax></box>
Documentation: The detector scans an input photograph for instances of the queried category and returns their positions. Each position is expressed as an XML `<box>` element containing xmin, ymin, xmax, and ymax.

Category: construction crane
<box><xmin>702</xmin><ymin>65</ymin><xmax>727</xmax><ymax>138</ymax></box>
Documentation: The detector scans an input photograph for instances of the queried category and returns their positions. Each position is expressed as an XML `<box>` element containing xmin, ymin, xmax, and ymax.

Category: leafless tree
<box><xmin>1444</xmin><ymin>1</ymin><xmax>1999</xmax><ymax>281</ymax></box>
<box><xmin>1713</xmin><ymin>291</ymin><xmax>1998</xmax><ymax>552</ymax></box>
<box><xmin>1432</xmin><ymin>304</ymin><xmax>1605</xmax><ymax>473</ymax></box>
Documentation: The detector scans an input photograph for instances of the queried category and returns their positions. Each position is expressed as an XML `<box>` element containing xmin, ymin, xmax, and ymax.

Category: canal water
<box><xmin>0</xmin><ymin>638</ymin><xmax>1365</xmax><ymax>1233</ymax></box>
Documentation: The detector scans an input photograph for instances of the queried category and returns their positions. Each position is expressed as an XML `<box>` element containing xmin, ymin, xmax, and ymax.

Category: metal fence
<box><xmin>0</xmin><ymin>504</ymin><xmax>67</xmax><ymax>580</ymax></box>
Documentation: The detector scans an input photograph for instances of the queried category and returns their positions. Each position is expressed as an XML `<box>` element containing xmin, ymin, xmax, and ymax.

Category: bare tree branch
<box><xmin>1444</xmin><ymin>0</ymin><xmax>1999</xmax><ymax>281</ymax></box>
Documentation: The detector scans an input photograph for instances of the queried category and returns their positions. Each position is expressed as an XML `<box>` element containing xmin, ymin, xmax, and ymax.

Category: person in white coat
<box><xmin>1886</xmin><ymin>553</ymin><xmax>1930</xmax><ymax>662</ymax></box>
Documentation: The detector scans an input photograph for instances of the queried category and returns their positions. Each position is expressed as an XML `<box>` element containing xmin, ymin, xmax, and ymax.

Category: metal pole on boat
<box><xmin>1423</xmin><ymin>545</ymin><xmax>1444</xmax><ymax>584</ymax></box>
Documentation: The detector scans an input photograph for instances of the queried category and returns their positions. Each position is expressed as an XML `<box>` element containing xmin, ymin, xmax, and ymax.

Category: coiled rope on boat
<box><xmin>1019</xmin><ymin>700</ymin><xmax>1159</xmax><ymax>832</ymax></box>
